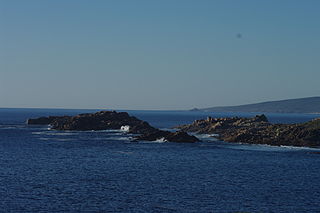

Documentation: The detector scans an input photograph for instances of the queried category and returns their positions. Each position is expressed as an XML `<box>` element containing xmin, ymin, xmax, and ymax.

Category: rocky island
<box><xmin>177</xmin><ymin>115</ymin><xmax>320</xmax><ymax>147</ymax></box>
<box><xmin>27</xmin><ymin>111</ymin><xmax>199</xmax><ymax>143</ymax></box>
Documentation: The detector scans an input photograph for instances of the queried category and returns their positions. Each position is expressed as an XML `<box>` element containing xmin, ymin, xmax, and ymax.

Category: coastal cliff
<box><xmin>177</xmin><ymin>115</ymin><xmax>320</xmax><ymax>147</ymax></box>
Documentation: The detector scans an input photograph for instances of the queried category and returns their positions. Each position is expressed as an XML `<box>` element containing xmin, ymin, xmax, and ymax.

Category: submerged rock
<box><xmin>27</xmin><ymin>110</ymin><xmax>199</xmax><ymax>143</ymax></box>
<box><xmin>177</xmin><ymin>114</ymin><xmax>320</xmax><ymax>147</ymax></box>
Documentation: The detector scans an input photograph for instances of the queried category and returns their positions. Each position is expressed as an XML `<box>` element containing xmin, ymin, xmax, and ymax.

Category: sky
<box><xmin>1</xmin><ymin>0</ymin><xmax>320</xmax><ymax>110</ymax></box>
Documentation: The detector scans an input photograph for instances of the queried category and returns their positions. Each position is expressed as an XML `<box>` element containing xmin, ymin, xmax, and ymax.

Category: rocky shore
<box><xmin>27</xmin><ymin>111</ymin><xmax>199</xmax><ymax>143</ymax></box>
<box><xmin>177</xmin><ymin>115</ymin><xmax>320</xmax><ymax>147</ymax></box>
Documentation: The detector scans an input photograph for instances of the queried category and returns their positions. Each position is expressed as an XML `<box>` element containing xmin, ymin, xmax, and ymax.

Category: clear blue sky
<box><xmin>1</xmin><ymin>0</ymin><xmax>319</xmax><ymax>110</ymax></box>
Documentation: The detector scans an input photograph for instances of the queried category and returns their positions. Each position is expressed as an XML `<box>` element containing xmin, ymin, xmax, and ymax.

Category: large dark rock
<box><xmin>27</xmin><ymin>116</ymin><xmax>70</xmax><ymax>125</ymax></box>
<box><xmin>177</xmin><ymin>115</ymin><xmax>320</xmax><ymax>147</ymax></box>
<box><xmin>27</xmin><ymin>110</ymin><xmax>199</xmax><ymax>143</ymax></box>
<box><xmin>28</xmin><ymin>111</ymin><xmax>157</xmax><ymax>134</ymax></box>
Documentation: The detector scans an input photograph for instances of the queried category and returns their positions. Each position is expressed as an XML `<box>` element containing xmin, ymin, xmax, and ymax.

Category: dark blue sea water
<box><xmin>1</xmin><ymin>108</ymin><xmax>320</xmax><ymax>213</ymax></box>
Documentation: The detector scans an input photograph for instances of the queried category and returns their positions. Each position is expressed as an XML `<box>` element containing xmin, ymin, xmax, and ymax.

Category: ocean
<box><xmin>0</xmin><ymin>108</ymin><xmax>320</xmax><ymax>212</ymax></box>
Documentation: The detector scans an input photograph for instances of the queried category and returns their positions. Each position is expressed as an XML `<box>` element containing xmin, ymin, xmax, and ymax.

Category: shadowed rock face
<box><xmin>51</xmin><ymin>111</ymin><xmax>157</xmax><ymax>134</ymax></box>
<box><xmin>27</xmin><ymin>111</ymin><xmax>199</xmax><ymax>143</ymax></box>
<box><xmin>27</xmin><ymin>111</ymin><xmax>157</xmax><ymax>133</ymax></box>
<box><xmin>27</xmin><ymin>116</ymin><xmax>70</xmax><ymax>125</ymax></box>
<box><xmin>177</xmin><ymin>115</ymin><xmax>320</xmax><ymax>147</ymax></box>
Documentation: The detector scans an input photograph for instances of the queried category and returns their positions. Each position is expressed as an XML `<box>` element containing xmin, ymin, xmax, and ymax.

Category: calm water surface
<box><xmin>0</xmin><ymin>108</ymin><xmax>320</xmax><ymax>213</ymax></box>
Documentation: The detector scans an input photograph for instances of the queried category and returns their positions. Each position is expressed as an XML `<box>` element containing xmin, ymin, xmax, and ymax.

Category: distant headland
<box><xmin>194</xmin><ymin>97</ymin><xmax>320</xmax><ymax>113</ymax></box>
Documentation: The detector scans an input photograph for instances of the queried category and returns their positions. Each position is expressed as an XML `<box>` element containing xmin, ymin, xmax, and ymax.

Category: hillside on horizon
<box><xmin>197</xmin><ymin>97</ymin><xmax>320</xmax><ymax>113</ymax></box>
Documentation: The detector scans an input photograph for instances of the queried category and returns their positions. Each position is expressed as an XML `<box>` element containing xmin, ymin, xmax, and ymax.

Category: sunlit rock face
<box><xmin>177</xmin><ymin>114</ymin><xmax>320</xmax><ymax>147</ymax></box>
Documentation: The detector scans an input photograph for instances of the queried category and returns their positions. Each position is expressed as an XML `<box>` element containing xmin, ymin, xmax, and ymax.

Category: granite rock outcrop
<box><xmin>27</xmin><ymin>111</ymin><xmax>199</xmax><ymax>143</ymax></box>
<box><xmin>177</xmin><ymin>115</ymin><xmax>320</xmax><ymax>147</ymax></box>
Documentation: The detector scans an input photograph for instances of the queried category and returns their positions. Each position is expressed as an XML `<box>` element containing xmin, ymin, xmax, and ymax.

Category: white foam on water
<box><xmin>120</xmin><ymin>125</ymin><xmax>130</xmax><ymax>132</ymax></box>
<box><xmin>32</xmin><ymin>131</ymin><xmax>47</xmax><ymax>135</ymax></box>
<box><xmin>39</xmin><ymin>137</ymin><xmax>51</xmax><ymax>141</ymax></box>
<box><xmin>94</xmin><ymin>129</ymin><xmax>122</xmax><ymax>133</ymax></box>
<box><xmin>136</xmin><ymin>137</ymin><xmax>168</xmax><ymax>143</ymax></box>
<box><xmin>0</xmin><ymin>124</ymin><xmax>22</xmax><ymax>129</ymax></box>
<box><xmin>48</xmin><ymin>132</ymin><xmax>77</xmax><ymax>136</ymax></box>
<box><xmin>106</xmin><ymin>136</ymin><xmax>131</xmax><ymax>141</ymax></box>
<box><xmin>155</xmin><ymin>137</ymin><xmax>168</xmax><ymax>143</ymax></box>
<box><xmin>140</xmin><ymin>141</ymin><xmax>166</xmax><ymax>144</ymax></box>
<box><xmin>111</xmin><ymin>132</ymin><xmax>124</xmax><ymax>136</ymax></box>
<box><xmin>223</xmin><ymin>142</ymin><xmax>319</xmax><ymax>152</ymax></box>
<box><xmin>32</xmin><ymin>131</ymin><xmax>77</xmax><ymax>136</ymax></box>
<box><xmin>0</xmin><ymin>126</ymin><xmax>17</xmax><ymax>130</ymax></box>
<box><xmin>279</xmin><ymin>145</ymin><xmax>320</xmax><ymax>151</ymax></box>
<box><xmin>55</xmin><ymin>138</ymin><xmax>75</xmax><ymax>141</ymax></box>
<box><xmin>196</xmin><ymin>134</ymin><xmax>219</xmax><ymax>142</ymax></box>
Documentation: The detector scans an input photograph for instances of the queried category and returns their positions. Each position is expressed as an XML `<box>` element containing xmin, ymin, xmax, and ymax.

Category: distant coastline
<box><xmin>193</xmin><ymin>97</ymin><xmax>320</xmax><ymax>114</ymax></box>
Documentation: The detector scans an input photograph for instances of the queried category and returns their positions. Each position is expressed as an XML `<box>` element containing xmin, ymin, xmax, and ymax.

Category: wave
<box><xmin>87</xmin><ymin>129</ymin><xmax>123</xmax><ymax>133</ymax></box>
<box><xmin>32</xmin><ymin>131</ymin><xmax>47</xmax><ymax>135</ymax></box>
<box><xmin>55</xmin><ymin>138</ymin><xmax>75</xmax><ymax>142</ymax></box>
<box><xmin>32</xmin><ymin>131</ymin><xmax>78</xmax><ymax>136</ymax></box>
<box><xmin>279</xmin><ymin>145</ymin><xmax>320</xmax><ymax>151</ymax></box>
<box><xmin>223</xmin><ymin>142</ymin><xmax>320</xmax><ymax>152</ymax></box>
<box><xmin>0</xmin><ymin>124</ymin><xmax>26</xmax><ymax>129</ymax></box>
<box><xmin>0</xmin><ymin>126</ymin><xmax>17</xmax><ymax>130</ymax></box>
<box><xmin>89</xmin><ymin>136</ymin><xmax>131</xmax><ymax>141</ymax></box>
<box><xmin>38</xmin><ymin>137</ymin><xmax>75</xmax><ymax>142</ymax></box>
<box><xmin>155</xmin><ymin>137</ymin><xmax>168</xmax><ymax>143</ymax></box>
<box><xmin>139</xmin><ymin>139</ymin><xmax>167</xmax><ymax>144</ymax></box>
<box><xmin>105</xmin><ymin>136</ymin><xmax>131</xmax><ymax>141</ymax></box>
<box><xmin>120</xmin><ymin>125</ymin><xmax>130</xmax><ymax>132</ymax></box>
<box><xmin>115</xmin><ymin>151</ymin><xmax>134</xmax><ymax>155</ymax></box>
<box><xmin>39</xmin><ymin>137</ymin><xmax>51</xmax><ymax>141</ymax></box>
<box><xmin>195</xmin><ymin>134</ymin><xmax>219</xmax><ymax>142</ymax></box>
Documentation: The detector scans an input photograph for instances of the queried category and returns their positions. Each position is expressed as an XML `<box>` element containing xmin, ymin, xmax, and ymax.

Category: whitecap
<box><xmin>93</xmin><ymin>129</ymin><xmax>122</xmax><ymax>133</ymax></box>
<box><xmin>136</xmin><ymin>138</ymin><xmax>168</xmax><ymax>143</ymax></box>
<box><xmin>155</xmin><ymin>137</ymin><xmax>168</xmax><ymax>143</ymax></box>
<box><xmin>39</xmin><ymin>137</ymin><xmax>51</xmax><ymax>141</ymax></box>
<box><xmin>0</xmin><ymin>126</ymin><xmax>16</xmax><ymax>130</ymax></box>
<box><xmin>32</xmin><ymin>131</ymin><xmax>77</xmax><ymax>136</ymax></box>
<box><xmin>120</xmin><ymin>125</ymin><xmax>130</xmax><ymax>132</ymax></box>
<box><xmin>46</xmin><ymin>132</ymin><xmax>77</xmax><ymax>136</ymax></box>
<box><xmin>55</xmin><ymin>138</ymin><xmax>75</xmax><ymax>141</ymax></box>
<box><xmin>32</xmin><ymin>131</ymin><xmax>47</xmax><ymax>135</ymax></box>
<box><xmin>195</xmin><ymin>134</ymin><xmax>219</xmax><ymax>142</ymax></box>
<box><xmin>279</xmin><ymin>145</ymin><xmax>320</xmax><ymax>151</ymax></box>
<box><xmin>105</xmin><ymin>136</ymin><xmax>131</xmax><ymax>141</ymax></box>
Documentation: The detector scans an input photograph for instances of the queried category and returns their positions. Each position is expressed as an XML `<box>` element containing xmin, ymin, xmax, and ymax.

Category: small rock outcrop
<box><xmin>135</xmin><ymin>130</ymin><xmax>200</xmax><ymax>143</ymax></box>
<box><xmin>177</xmin><ymin>114</ymin><xmax>320</xmax><ymax>147</ymax></box>
<box><xmin>27</xmin><ymin>111</ymin><xmax>199</xmax><ymax>143</ymax></box>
